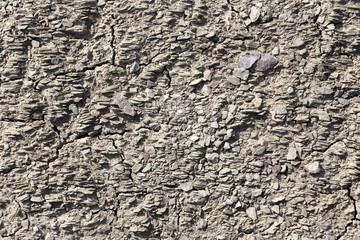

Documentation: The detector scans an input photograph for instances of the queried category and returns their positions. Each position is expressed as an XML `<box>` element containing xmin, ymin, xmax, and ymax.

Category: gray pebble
<box><xmin>30</xmin><ymin>196</ymin><xmax>43</xmax><ymax>203</ymax></box>
<box><xmin>255</xmin><ymin>54</ymin><xmax>278</xmax><ymax>72</ymax></box>
<box><xmin>142</xmin><ymin>163</ymin><xmax>151</xmax><ymax>173</ymax></box>
<box><xmin>305</xmin><ymin>161</ymin><xmax>321</xmax><ymax>174</ymax></box>
<box><xmin>21</xmin><ymin>219</ymin><xmax>30</xmax><ymax>230</ymax></box>
<box><xmin>239</xmin><ymin>84</ymin><xmax>250</xmax><ymax>91</ymax></box>
<box><xmin>232</xmin><ymin>146</ymin><xmax>241</xmax><ymax>153</ymax></box>
<box><xmin>31</xmin><ymin>40</ymin><xmax>40</xmax><ymax>48</ymax></box>
<box><xmin>251</xmin><ymin>189</ymin><xmax>263</xmax><ymax>197</ymax></box>
<box><xmin>301</xmin><ymin>208</ymin><xmax>308</xmax><ymax>218</ymax></box>
<box><xmin>180</xmin><ymin>182</ymin><xmax>193</xmax><ymax>192</ymax></box>
<box><xmin>286</xmin><ymin>147</ymin><xmax>297</xmax><ymax>160</ymax></box>
<box><xmin>311</xmin><ymin>86</ymin><xmax>333</xmax><ymax>95</ymax></box>
<box><xmin>253</xmin><ymin>146</ymin><xmax>266</xmax><ymax>156</ymax></box>
<box><xmin>68</xmin><ymin>104</ymin><xmax>78</xmax><ymax>114</ymax></box>
<box><xmin>129</xmin><ymin>62</ymin><xmax>140</xmax><ymax>73</ymax></box>
<box><xmin>61</xmin><ymin>19</ymin><xmax>73</xmax><ymax>27</ymax></box>
<box><xmin>251</xmin><ymin>97</ymin><xmax>263</xmax><ymax>108</ymax></box>
<box><xmin>312</xmin><ymin>109</ymin><xmax>330</xmax><ymax>121</ymax></box>
<box><xmin>144</xmin><ymin>145</ymin><xmax>156</xmax><ymax>155</ymax></box>
<box><xmin>292</xmin><ymin>38</ymin><xmax>305</xmax><ymax>47</ymax></box>
<box><xmin>233</xmin><ymin>68</ymin><xmax>250</xmax><ymax>80</ymax></box>
<box><xmin>249</xmin><ymin>7</ymin><xmax>260</xmax><ymax>22</ymax></box>
<box><xmin>189</xmin><ymin>78</ymin><xmax>204</xmax><ymax>86</ymax></box>
<box><xmin>189</xmin><ymin>93</ymin><xmax>196</xmax><ymax>100</ymax></box>
<box><xmin>132</xmin><ymin>163</ymin><xmax>143</xmax><ymax>173</ymax></box>
<box><xmin>304</xmin><ymin>65</ymin><xmax>315</xmax><ymax>74</ymax></box>
<box><xmin>197</xmin><ymin>219</ymin><xmax>207</xmax><ymax>230</ymax></box>
<box><xmin>239</xmin><ymin>54</ymin><xmax>260</xmax><ymax>69</ymax></box>
<box><xmin>272</xmin><ymin>47</ymin><xmax>280</xmax><ymax>55</ymax></box>
<box><xmin>203</xmin><ymin>69</ymin><xmax>212</xmax><ymax>80</ymax></box>
<box><xmin>270</xmin><ymin>196</ymin><xmax>285</xmax><ymax>204</ymax></box>
<box><xmin>97</xmin><ymin>0</ymin><xmax>106</xmax><ymax>6</ymax></box>
<box><xmin>226</xmin><ymin>76</ymin><xmax>240</xmax><ymax>85</ymax></box>
<box><xmin>275</xmin><ymin>105</ymin><xmax>288</xmax><ymax>115</ymax></box>
<box><xmin>246</xmin><ymin>207</ymin><xmax>257</xmax><ymax>221</ymax></box>
<box><xmin>227</xmin><ymin>63</ymin><xmax>240</xmax><ymax>69</ymax></box>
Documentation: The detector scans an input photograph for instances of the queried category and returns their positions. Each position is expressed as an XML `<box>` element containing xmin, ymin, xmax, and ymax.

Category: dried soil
<box><xmin>0</xmin><ymin>0</ymin><xmax>359</xmax><ymax>239</ymax></box>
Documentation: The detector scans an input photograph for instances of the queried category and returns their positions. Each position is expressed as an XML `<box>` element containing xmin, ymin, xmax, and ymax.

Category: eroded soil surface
<box><xmin>0</xmin><ymin>0</ymin><xmax>359</xmax><ymax>239</ymax></box>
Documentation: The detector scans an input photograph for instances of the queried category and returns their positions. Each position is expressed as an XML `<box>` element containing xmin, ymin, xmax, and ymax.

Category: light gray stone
<box><xmin>97</xmin><ymin>0</ymin><xmax>106</xmax><ymax>6</ymax></box>
<box><xmin>305</xmin><ymin>161</ymin><xmax>321</xmax><ymax>174</ymax></box>
<box><xmin>287</xmin><ymin>147</ymin><xmax>297</xmax><ymax>160</ymax></box>
<box><xmin>253</xmin><ymin>146</ymin><xmax>266</xmax><ymax>156</ymax></box>
<box><xmin>226</xmin><ymin>76</ymin><xmax>240</xmax><ymax>85</ymax></box>
<box><xmin>233</xmin><ymin>68</ymin><xmax>250</xmax><ymax>80</ymax></box>
<box><xmin>31</xmin><ymin>40</ymin><xmax>40</xmax><ymax>48</ymax></box>
<box><xmin>249</xmin><ymin>7</ymin><xmax>260</xmax><ymax>22</ymax></box>
<box><xmin>246</xmin><ymin>207</ymin><xmax>257</xmax><ymax>221</ymax></box>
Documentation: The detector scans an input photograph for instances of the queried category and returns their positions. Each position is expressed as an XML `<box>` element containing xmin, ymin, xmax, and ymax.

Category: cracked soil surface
<box><xmin>0</xmin><ymin>0</ymin><xmax>359</xmax><ymax>239</ymax></box>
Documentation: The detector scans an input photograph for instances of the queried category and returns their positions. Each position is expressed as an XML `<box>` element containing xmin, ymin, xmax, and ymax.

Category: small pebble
<box><xmin>226</xmin><ymin>76</ymin><xmax>240</xmax><ymax>86</ymax></box>
<box><xmin>287</xmin><ymin>147</ymin><xmax>297</xmax><ymax>160</ymax></box>
<box><xmin>31</xmin><ymin>40</ymin><xmax>40</xmax><ymax>48</ymax></box>
<box><xmin>251</xmin><ymin>97</ymin><xmax>263</xmax><ymax>108</ymax></box>
<box><xmin>97</xmin><ymin>0</ymin><xmax>106</xmax><ymax>6</ymax></box>
<box><xmin>189</xmin><ymin>93</ymin><xmax>196</xmax><ymax>100</ymax></box>
<box><xmin>129</xmin><ymin>62</ymin><xmax>140</xmax><ymax>73</ymax></box>
<box><xmin>253</xmin><ymin>146</ymin><xmax>266</xmax><ymax>156</ymax></box>
<box><xmin>246</xmin><ymin>207</ymin><xmax>257</xmax><ymax>221</ymax></box>
<box><xmin>233</xmin><ymin>68</ymin><xmax>249</xmax><ymax>80</ymax></box>
<box><xmin>203</xmin><ymin>69</ymin><xmax>212</xmax><ymax>80</ymax></box>
<box><xmin>180</xmin><ymin>182</ymin><xmax>193</xmax><ymax>192</ymax></box>
<box><xmin>255</xmin><ymin>54</ymin><xmax>278</xmax><ymax>72</ymax></box>
<box><xmin>272</xmin><ymin>47</ymin><xmax>280</xmax><ymax>55</ymax></box>
<box><xmin>239</xmin><ymin>54</ymin><xmax>260</xmax><ymax>69</ymax></box>
<box><xmin>61</xmin><ymin>19</ymin><xmax>73</xmax><ymax>27</ymax></box>
<box><xmin>305</xmin><ymin>161</ymin><xmax>321</xmax><ymax>174</ymax></box>
<box><xmin>327</xmin><ymin>24</ymin><xmax>335</xmax><ymax>30</ymax></box>
<box><xmin>228</xmin><ymin>63</ymin><xmax>240</xmax><ymax>69</ymax></box>
<box><xmin>316</xmin><ymin>110</ymin><xmax>330</xmax><ymax>121</ymax></box>
<box><xmin>249</xmin><ymin>6</ymin><xmax>260</xmax><ymax>22</ymax></box>
<box><xmin>114</xmin><ymin>92</ymin><xmax>136</xmax><ymax>116</ymax></box>
<box><xmin>292</xmin><ymin>38</ymin><xmax>305</xmax><ymax>48</ymax></box>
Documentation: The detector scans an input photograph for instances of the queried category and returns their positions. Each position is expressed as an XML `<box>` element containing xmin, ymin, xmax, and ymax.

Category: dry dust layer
<box><xmin>0</xmin><ymin>0</ymin><xmax>359</xmax><ymax>239</ymax></box>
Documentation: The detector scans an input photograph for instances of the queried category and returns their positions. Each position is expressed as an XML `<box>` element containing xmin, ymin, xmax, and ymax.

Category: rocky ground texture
<box><xmin>0</xmin><ymin>0</ymin><xmax>359</xmax><ymax>239</ymax></box>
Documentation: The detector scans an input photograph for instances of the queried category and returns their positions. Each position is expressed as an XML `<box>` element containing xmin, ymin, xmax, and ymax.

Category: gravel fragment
<box><xmin>61</xmin><ymin>19</ymin><xmax>73</xmax><ymax>27</ymax></box>
<box><xmin>226</xmin><ymin>76</ymin><xmax>240</xmax><ymax>85</ymax></box>
<box><xmin>253</xmin><ymin>146</ymin><xmax>266</xmax><ymax>156</ymax></box>
<box><xmin>270</xmin><ymin>196</ymin><xmax>286</xmax><ymax>204</ymax></box>
<box><xmin>246</xmin><ymin>207</ymin><xmax>258</xmax><ymax>221</ymax></box>
<box><xmin>249</xmin><ymin>7</ymin><xmax>261</xmax><ymax>22</ymax></box>
<box><xmin>97</xmin><ymin>0</ymin><xmax>106</xmax><ymax>6</ymax></box>
<box><xmin>287</xmin><ymin>147</ymin><xmax>297</xmax><ymax>160</ymax></box>
<box><xmin>305</xmin><ymin>161</ymin><xmax>322</xmax><ymax>174</ymax></box>
<box><xmin>251</xmin><ymin>97</ymin><xmax>263</xmax><ymax>108</ymax></box>
<box><xmin>114</xmin><ymin>92</ymin><xmax>136</xmax><ymax>116</ymax></box>
<box><xmin>271</xmin><ymin>47</ymin><xmax>280</xmax><ymax>55</ymax></box>
<box><xmin>292</xmin><ymin>37</ymin><xmax>305</xmax><ymax>47</ymax></box>
<box><xmin>239</xmin><ymin>54</ymin><xmax>261</xmax><ymax>69</ymax></box>
<box><xmin>233</xmin><ymin>68</ymin><xmax>250</xmax><ymax>80</ymax></box>
<box><xmin>180</xmin><ymin>182</ymin><xmax>193</xmax><ymax>192</ymax></box>
<box><xmin>312</xmin><ymin>109</ymin><xmax>330</xmax><ymax>121</ymax></box>
<box><xmin>227</xmin><ymin>63</ymin><xmax>240</xmax><ymax>69</ymax></box>
<box><xmin>129</xmin><ymin>61</ymin><xmax>140</xmax><ymax>73</ymax></box>
<box><xmin>189</xmin><ymin>78</ymin><xmax>204</xmax><ymax>86</ymax></box>
<box><xmin>203</xmin><ymin>69</ymin><xmax>212</xmax><ymax>80</ymax></box>
<box><xmin>197</xmin><ymin>219</ymin><xmax>207</xmax><ymax>230</ymax></box>
<box><xmin>31</xmin><ymin>40</ymin><xmax>40</xmax><ymax>48</ymax></box>
<box><xmin>311</xmin><ymin>86</ymin><xmax>334</xmax><ymax>95</ymax></box>
<box><xmin>255</xmin><ymin>54</ymin><xmax>278</xmax><ymax>72</ymax></box>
